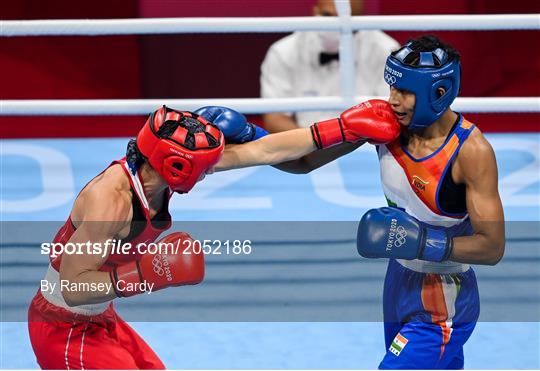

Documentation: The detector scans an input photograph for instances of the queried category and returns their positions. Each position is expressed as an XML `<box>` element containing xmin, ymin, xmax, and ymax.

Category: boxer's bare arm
<box><xmin>214</xmin><ymin>127</ymin><xmax>365</xmax><ymax>173</ymax></box>
<box><xmin>273</xmin><ymin>141</ymin><xmax>365</xmax><ymax>174</ymax></box>
<box><xmin>214</xmin><ymin>127</ymin><xmax>317</xmax><ymax>171</ymax></box>
<box><xmin>449</xmin><ymin>129</ymin><xmax>505</xmax><ymax>265</ymax></box>
<box><xmin>59</xmin><ymin>179</ymin><xmax>132</xmax><ymax>306</ymax></box>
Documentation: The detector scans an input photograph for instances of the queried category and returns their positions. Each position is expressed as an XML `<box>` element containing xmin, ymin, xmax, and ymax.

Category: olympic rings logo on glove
<box><xmin>393</xmin><ymin>226</ymin><xmax>408</xmax><ymax>247</ymax></box>
<box><xmin>151</xmin><ymin>254</ymin><xmax>173</xmax><ymax>281</ymax></box>
<box><xmin>152</xmin><ymin>255</ymin><xmax>165</xmax><ymax>276</ymax></box>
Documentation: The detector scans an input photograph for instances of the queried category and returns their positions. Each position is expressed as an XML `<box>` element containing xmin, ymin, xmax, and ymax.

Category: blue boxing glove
<box><xmin>357</xmin><ymin>207</ymin><xmax>453</xmax><ymax>262</ymax></box>
<box><xmin>194</xmin><ymin>106</ymin><xmax>268</xmax><ymax>144</ymax></box>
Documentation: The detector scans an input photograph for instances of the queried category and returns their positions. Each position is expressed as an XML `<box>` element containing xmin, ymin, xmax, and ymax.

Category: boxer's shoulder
<box><xmin>71</xmin><ymin>164</ymin><xmax>133</xmax><ymax>226</ymax></box>
<box><xmin>453</xmin><ymin>126</ymin><xmax>495</xmax><ymax>184</ymax></box>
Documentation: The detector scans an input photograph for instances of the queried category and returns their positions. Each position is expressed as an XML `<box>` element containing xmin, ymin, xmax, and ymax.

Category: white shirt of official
<box><xmin>260</xmin><ymin>31</ymin><xmax>400</xmax><ymax>127</ymax></box>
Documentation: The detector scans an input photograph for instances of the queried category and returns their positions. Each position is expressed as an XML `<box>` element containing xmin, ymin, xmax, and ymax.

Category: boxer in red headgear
<box><xmin>136</xmin><ymin>106</ymin><xmax>224</xmax><ymax>193</ymax></box>
<box><xmin>28</xmin><ymin>106</ymin><xmax>224</xmax><ymax>369</ymax></box>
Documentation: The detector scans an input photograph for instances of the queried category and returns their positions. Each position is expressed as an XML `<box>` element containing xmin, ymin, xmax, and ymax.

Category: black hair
<box><xmin>126</xmin><ymin>138</ymin><xmax>145</xmax><ymax>174</ymax></box>
<box><xmin>394</xmin><ymin>35</ymin><xmax>460</xmax><ymax>67</ymax></box>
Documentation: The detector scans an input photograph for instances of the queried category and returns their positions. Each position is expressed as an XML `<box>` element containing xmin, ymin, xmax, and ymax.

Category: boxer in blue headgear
<box><xmin>185</xmin><ymin>35</ymin><xmax>504</xmax><ymax>370</ymax></box>
<box><xmin>384</xmin><ymin>37</ymin><xmax>461</xmax><ymax>130</ymax></box>
<box><xmin>353</xmin><ymin>35</ymin><xmax>504</xmax><ymax>369</ymax></box>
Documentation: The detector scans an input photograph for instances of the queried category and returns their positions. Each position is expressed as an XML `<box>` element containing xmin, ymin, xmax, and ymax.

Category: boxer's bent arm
<box><xmin>450</xmin><ymin>130</ymin><xmax>505</xmax><ymax>265</ymax></box>
<box><xmin>215</xmin><ymin>127</ymin><xmax>317</xmax><ymax>171</ymax></box>
<box><xmin>59</xmin><ymin>188</ymin><xmax>131</xmax><ymax>306</ymax></box>
<box><xmin>273</xmin><ymin>141</ymin><xmax>365</xmax><ymax>174</ymax></box>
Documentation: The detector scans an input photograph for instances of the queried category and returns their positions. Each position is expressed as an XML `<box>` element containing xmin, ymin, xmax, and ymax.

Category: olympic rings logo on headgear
<box><xmin>384</xmin><ymin>72</ymin><xmax>397</xmax><ymax>85</ymax></box>
<box><xmin>393</xmin><ymin>226</ymin><xmax>408</xmax><ymax>247</ymax></box>
<box><xmin>383</xmin><ymin>40</ymin><xmax>461</xmax><ymax>130</ymax></box>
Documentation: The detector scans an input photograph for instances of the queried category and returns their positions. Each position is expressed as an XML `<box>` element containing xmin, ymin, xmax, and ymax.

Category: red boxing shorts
<box><xmin>28</xmin><ymin>290</ymin><xmax>165</xmax><ymax>369</ymax></box>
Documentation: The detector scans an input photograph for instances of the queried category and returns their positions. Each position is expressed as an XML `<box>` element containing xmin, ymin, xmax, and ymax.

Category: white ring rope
<box><xmin>1</xmin><ymin>12</ymin><xmax>538</xmax><ymax>115</ymax></box>
<box><xmin>1</xmin><ymin>14</ymin><xmax>538</xmax><ymax>36</ymax></box>
<box><xmin>1</xmin><ymin>97</ymin><xmax>538</xmax><ymax>115</ymax></box>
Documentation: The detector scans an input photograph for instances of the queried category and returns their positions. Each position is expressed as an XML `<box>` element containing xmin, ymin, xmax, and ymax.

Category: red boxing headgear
<box><xmin>136</xmin><ymin>106</ymin><xmax>225</xmax><ymax>193</ymax></box>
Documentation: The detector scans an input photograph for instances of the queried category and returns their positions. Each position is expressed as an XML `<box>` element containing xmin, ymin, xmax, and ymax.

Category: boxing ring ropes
<box><xmin>0</xmin><ymin>9</ymin><xmax>539</xmax><ymax>116</ymax></box>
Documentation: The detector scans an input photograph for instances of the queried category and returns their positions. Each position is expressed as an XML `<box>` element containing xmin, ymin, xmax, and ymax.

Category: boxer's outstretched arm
<box><xmin>215</xmin><ymin>127</ymin><xmax>317</xmax><ymax>171</ymax></box>
<box><xmin>215</xmin><ymin>100</ymin><xmax>399</xmax><ymax>172</ymax></box>
<box><xmin>273</xmin><ymin>141</ymin><xmax>365</xmax><ymax>174</ymax></box>
<box><xmin>215</xmin><ymin>130</ymin><xmax>364</xmax><ymax>173</ymax></box>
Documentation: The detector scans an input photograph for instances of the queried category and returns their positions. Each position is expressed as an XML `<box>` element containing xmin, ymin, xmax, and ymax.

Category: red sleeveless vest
<box><xmin>50</xmin><ymin>158</ymin><xmax>172</xmax><ymax>272</ymax></box>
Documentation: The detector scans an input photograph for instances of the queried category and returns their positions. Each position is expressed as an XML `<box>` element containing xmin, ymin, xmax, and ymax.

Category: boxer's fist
<box><xmin>310</xmin><ymin>99</ymin><xmax>400</xmax><ymax>149</ymax></box>
<box><xmin>341</xmin><ymin>100</ymin><xmax>401</xmax><ymax>144</ymax></box>
<box><xmin>194</xmin><ymin>106</ymin><xmax>268</xmax><ymax>144</ymax></box>
<box><xmin>110</xmin><ymin>232</ymin><xmax>204</xmax><ymax>297</ymax></box>
<box><xmin>356</xmin><ymin>207</ymin><xmax>453</xmax><ymax>262</ymax></box>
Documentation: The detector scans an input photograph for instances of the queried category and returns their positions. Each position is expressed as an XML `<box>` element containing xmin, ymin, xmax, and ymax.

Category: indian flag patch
<box><xmin>389</xmin><ymin>333</ymin><xmax>409</xmax><ymax>356</ymax></box>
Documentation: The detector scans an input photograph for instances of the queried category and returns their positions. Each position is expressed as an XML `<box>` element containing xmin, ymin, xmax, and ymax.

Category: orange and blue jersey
<box><xmin>376</xmin><ymin>115</ymin><xmax>480</xmax><ymax>369</ymax></box>
<box><xmin>384</xmin><ymin>117</ymin><xmax>474</xmax><ymax>219</ymax></box>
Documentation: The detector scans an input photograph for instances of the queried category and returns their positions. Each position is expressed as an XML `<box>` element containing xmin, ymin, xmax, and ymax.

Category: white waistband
<box><xmin>396</xmin><ymin>259</ymin><xmax>470</xmax><ymax>274</ymax></box>
<box><xmin>41</xmin><ymin>265</ymin><xmax>111</xmax><ymax>316</ymax></box>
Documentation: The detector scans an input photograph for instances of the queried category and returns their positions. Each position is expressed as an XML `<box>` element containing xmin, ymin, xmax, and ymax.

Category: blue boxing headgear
<box><xmin>384</xmin><ymin>42</ymin><xmax>461</xmax><ymax>130</ymax></box>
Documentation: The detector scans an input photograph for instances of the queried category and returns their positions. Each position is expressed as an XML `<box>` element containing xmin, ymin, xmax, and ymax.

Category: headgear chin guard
<box><xmin>384</xmin><ymin>42</ymin><xmax>461</xmax><ymax>130</ymax></box>
<box><xmin>136</xmin><ymin>106</ymin><xmax>224</xmax><ymax>193</ymax></box>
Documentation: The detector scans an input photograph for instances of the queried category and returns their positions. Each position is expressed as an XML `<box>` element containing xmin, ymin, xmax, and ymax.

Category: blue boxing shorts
<box><xmin>379</xmin><ymin>259</ymin><xmax>480</xmax><ymax>370</ymax></box>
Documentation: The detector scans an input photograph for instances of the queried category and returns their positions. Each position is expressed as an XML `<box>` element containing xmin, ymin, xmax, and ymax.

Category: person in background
<box><xmin>260</xmin><ymin>0</ymin><xmax>399</xmax><ymax>134</ymax></box>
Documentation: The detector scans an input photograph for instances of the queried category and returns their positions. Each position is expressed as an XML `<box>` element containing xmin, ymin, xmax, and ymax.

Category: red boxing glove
<box><xmin>310</xmin><ymin>99</ymin><xmax>400</xmax><ymax>149</ymax></box>
<box><xmin>110</xmin><ymin>232</ymin><xmax>204</xmax><ymax>297</ymax></box>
